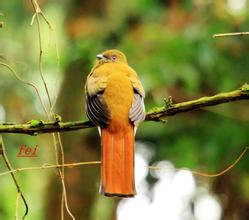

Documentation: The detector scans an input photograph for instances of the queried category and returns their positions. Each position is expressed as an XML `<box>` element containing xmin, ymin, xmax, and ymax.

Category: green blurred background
<box><xmin>0</xmin><ymin>0</ymin><xmax>249</xmax><ymax>219</ymax></box>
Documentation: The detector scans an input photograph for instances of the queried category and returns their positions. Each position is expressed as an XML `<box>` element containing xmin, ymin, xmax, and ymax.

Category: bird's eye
<box><xmin>111</xmin><ymin>55</ymin><xmax>117</xmax><ymax>61</ymax></box>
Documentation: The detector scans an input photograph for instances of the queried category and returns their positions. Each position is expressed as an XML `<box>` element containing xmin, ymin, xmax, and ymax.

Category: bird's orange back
<box><xmin>96</xmin><ymin>63</ymin><xmax>134</xmax><ymax>132</ymax></box>
<box><xmin>85</xmin><ymin>49</ymin><xmax>145</xmax><ymax>197</ymax></box>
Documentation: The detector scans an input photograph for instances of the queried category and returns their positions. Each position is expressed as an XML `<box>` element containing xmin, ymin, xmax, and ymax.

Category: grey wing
<box><xmin>86</xmin><ymin>93</ymin><xmax>111</xmax><ymax>128</ymax></box>
<box><xmin>129</xmin><ymin>92</ymin><xmax>145</xmax><ymax>127</ymax></box>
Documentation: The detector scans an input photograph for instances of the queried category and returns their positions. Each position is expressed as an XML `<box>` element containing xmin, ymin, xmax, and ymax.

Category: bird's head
<box><xmin>96</xmin><ymin>49</ymin><xmax>127</xmax><ymax>65</ymax></box>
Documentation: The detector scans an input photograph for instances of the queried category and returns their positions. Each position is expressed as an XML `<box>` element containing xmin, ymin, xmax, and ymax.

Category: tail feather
<box><xmin>100</xmin><ymin>126</ymin><xmax>135</xmax><ymax>197</ymax></box>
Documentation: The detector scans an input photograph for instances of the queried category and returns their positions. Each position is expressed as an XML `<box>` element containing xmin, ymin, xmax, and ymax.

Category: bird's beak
<box><xmin>97</xmin><ymin>54</ymin><xmax>104</xmax><ymax>60</ymax></box>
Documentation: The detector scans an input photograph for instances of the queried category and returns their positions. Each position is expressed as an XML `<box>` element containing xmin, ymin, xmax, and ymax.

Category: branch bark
<box><xmin>0</xmin><ymin>85</ymin><xmax>248</xmax><ymax>135</ymax></box>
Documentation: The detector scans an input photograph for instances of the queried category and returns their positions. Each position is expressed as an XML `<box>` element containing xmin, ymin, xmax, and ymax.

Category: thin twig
<box><xmin>39</xmin><ymin>11</ymin><xmax>61</xmax><ymax>113</ymax></box>
<box><xmin>0</xmin><ymin>146</ymin><xmax>247</xmax><ymax>179</ymax></box>
<box><xmin>148</xmin><ymin>146</ymin><xmax>249</xmax><ymax>177</ymax></box>
<box><xmin>190</xmin><ymin>146</ymin><xmax>249</xmax><ymax>177</ymax></box>
<box><xmin>0</xmin><ymin>161</ymin><xmax>101</xmax><ymax>177</ymax></box>
<box><xmin>15</xmin><ymin>192</ymin><xmax>21</xmax><ymax>220</ymax></box>
<box><xmin>33</xmin><ymin>4</ymin><xmax>61</xmax><ymax>114</ymax></box>
<box><xmin>30</xmin><ymin>0</ymin><xmax>53</xmax><ymax>113</ymax></box>
<box><xmin>30</xmin><ymin>1</ymin><xmax>72</xmax><ymax>219</ymax></box>
<box><xmin>213</xmin><ymin>32</ymin><xmax>249</xmax><ymax>38</ymax></box>
<box><xmin>0</xmin><ymin>62</ymin><xmax>49</xmax><ymax>116</ymax></box>
<box><xmin>52</xmin><ymin>133</ymin><xmax>59</xmax><ymax>167</ymax></box>
<box><xmin>0</xmin><ymin>136</ymin><xmax>28</xmax><ymax>219</ymax></box>
<box><xmin>57</xmin><ymin>133</ymin><xmax>68</xmax><ymax>219</ymax></box>
<box><xmin>59</xmin><ymin>170</ymin><xmax>75</xmax><ymax>220</ymax></box>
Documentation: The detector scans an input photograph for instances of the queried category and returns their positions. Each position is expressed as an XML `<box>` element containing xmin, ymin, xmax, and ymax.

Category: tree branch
<box><xmin>146</xmin><ymin>84</ymin><xmax>249</xmax><ymax>121</ymax></box>
<box><xmin>0</xmin><ymin>85</ymin><xmax>248</xmax><ymax>135</ymax></box>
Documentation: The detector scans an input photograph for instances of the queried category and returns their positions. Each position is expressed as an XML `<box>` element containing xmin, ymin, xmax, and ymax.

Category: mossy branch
<box><xmin>146</xmin><ymin>84</ymin><xmax>249</xmax><ymax>121</ymax></box>
<box><xmin>0</xmin><ymin>85</ymin><xmax>248</xmax><ymax>135</ymax></box>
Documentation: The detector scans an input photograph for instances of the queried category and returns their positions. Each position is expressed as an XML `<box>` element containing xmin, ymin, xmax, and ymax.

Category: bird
<box><xmin>85</xmin><ymin>49</ymin><xmax>145</xmax><ymax>197</ymax></box>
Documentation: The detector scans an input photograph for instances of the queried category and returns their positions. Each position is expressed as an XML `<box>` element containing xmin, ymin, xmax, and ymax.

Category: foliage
<box><xmin>0</xmin><ymin>0</ymin><xmax>249</xmax><ymax>219</ymax></box>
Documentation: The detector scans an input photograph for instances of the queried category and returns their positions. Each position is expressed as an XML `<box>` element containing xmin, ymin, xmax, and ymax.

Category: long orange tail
<box><xmin>100</xmin><ymin>126</ymin><xmax>135</xmax><ymax>197</ymax></box>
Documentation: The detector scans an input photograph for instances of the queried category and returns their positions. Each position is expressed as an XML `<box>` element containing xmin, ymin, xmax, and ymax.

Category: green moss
<box><xmin>241</xmin><ymin>83</ymin><xmax>249</xmax><ymax>94</ymax></box>
<box><xmin>29</xmin><ymin>120</ymin><xmax>44</xmax><ymax>128</ymax></box>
